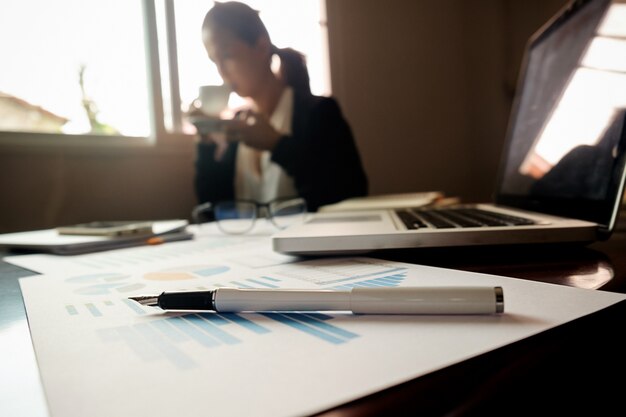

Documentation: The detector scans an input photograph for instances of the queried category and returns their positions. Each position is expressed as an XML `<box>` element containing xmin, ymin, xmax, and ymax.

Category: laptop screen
<box><xmin>495</xmin><ymin>0</ymin><xmax>626</xmax><ymax>232</ymax></box>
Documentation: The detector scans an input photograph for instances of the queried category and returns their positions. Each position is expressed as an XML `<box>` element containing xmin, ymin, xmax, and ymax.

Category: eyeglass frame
<box><xmin>191</xmin><ymin>197</ymin><xmax>308</xmax><ymax>234</ymax></box>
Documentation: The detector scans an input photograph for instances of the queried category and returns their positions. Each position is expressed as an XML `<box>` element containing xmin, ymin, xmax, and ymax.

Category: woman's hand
<box><xmin>224</xmin><ymin>110</ymin><xmax>282</xmax><ymax>151</ymax></box>
<box><xmin>192</xmin><ymin>110</ymin><xmax>281</xmax><ymax>160</ymax></box>
<box><xmin>191</xmin><ymin>114</ymin><xmax>230</xmax><ymax>161</ymax></box>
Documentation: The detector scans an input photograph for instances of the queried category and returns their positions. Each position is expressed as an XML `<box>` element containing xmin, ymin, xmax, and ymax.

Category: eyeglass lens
<box><xmin>215</xmin><ymin>201</ymin><xmax>257</xmax><ymax>234</ymax></box>
<box><xmin>269</xmin><ymin>198</ymin><xmax>307</xmax><ymax>229</ymax></box>
<box><xmin>193</xmin><ymin>198</ymin><xmax>308</xmax><ymax>234</ymax></box>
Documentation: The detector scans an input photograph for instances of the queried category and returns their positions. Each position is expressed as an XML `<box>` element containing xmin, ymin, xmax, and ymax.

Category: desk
<box><xmin>316</xmin><ymin>229</ymin><xmax>626</xmax><ymax>416</ymax></box>
<box><xmin>2</xmin><ymin>228</ymin><xmax>626</xmax><ymax>417</ymax></box>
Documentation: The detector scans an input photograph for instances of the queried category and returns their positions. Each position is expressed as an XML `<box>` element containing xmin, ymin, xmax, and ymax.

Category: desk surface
<box><xmin>317</xmin><ymin>226</ymin><xmax>626</xmax><ymax>416</ymax></box>
<box><xmin>3</xmin><ymin>224</ymin><xmax>626</xmax><ymax>417</ymax></box>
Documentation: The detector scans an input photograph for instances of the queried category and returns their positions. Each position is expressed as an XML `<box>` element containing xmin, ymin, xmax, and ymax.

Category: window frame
<box><xmin>0</xmin><ymin>0</ymin><xmax>185</xmax><ymax>152</ymax></box>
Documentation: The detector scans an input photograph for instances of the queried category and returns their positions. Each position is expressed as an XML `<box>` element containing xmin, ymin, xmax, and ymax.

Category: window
<box><xmin>0</xmin><ymin>0</ymin><xmax>329</xmax><ymax>144</ymax></box>
<box><xmin>0</xmin><ymin>0</ymin><xmax>150</xmax><ymax>137</ymax></box>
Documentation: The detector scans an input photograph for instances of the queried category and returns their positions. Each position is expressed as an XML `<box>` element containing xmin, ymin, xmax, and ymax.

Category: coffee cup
<box><xmin>196</xmin><ymin>84</ymin><xmax>231</xmax><ymax>116</ymax></box>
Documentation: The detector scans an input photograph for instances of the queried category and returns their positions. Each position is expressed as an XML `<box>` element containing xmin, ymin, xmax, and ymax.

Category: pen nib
<box><xmin>128</xmin><ymin>295</ymin><xmax>159</xmax><ymax>307</ymax></box>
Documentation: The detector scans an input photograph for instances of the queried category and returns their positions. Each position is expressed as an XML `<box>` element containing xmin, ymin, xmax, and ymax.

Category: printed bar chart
<box><xmin>59</xmin><ymin>260</ymin><xmax>414</xmax><ymax>369</ymax></box>
<box><xmin>273</xmin><ymin>258</ymin><xmax>408</xmax><ymax>285</ymax></box>
<box><xmin>97</xmin><ymin>310</ymin><xmax>360</xmax><ymax>369</ymax></box>
<box><xmin>332</xmin><ymin>272</ymin><xmax>407</xmax><ymax>290</ymax></box>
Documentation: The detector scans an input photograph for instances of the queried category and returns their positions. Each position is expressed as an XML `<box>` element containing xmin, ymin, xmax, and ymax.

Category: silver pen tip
<box><xmin>128</xmin><ymin>295</ymin><xmax>159</xmax><ymax>307</ymax></box>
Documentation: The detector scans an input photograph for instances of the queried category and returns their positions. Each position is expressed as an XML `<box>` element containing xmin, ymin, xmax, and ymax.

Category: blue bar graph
<box><xmin>97</xmin><ymin>309</ymin><xmax>360</xmax><ymax>369</ymax></box>
<box><xmin>181</xmin><ymin>315</ymin><xmax>240</xmax><ymax>345</ymax></box>
<box><xmin>133</xmin><ymin>322</ymin><xmax>196</xmax><ymax>369</ymax></box>
<box><xmin>230</xmin><ymin>275</ymin><xmax>283</xmax><ymax>289</ymax></box>
<box><xmin>76</xmin><ymin>268</ymin><xmax>392</xmax><ymax>369</ymax></box>
<box><xmin>85</xmin><ymin>303</ymin><xmax>102</xmax><ymax>317</ymax></box>
<box><xmin>283</xmin><ymin>313</ymin><xmax>359</xmax><ymax>341</ymax></box>
<box><xmin>341</xmin><ymin>267</ymin><xmax>406</xmax><ymax>281</ymax></box>
<box><xmin>300</xmin><ymin>312</ymin><xmax>333</xmax><ymax>321</ymax></box>
<box><xmin>115</xmin><ymin>326</ymin><xmax>161</xmax><ymax>361</ymax></box>
<box><xmin>218</xmin><ymin>313</ymin><xmax>271</xmax><ymax>335</ymax></box>
<box><xmin>260</xmin><ymin>276</ymin><xmax>281</xmax><ymax>282</ymax></box>
<box><xmin>168</xmin><ymin>316</ymin><xmax>221</xmax><ymax>348</ymax></box>
<box><xmin>197</xmin><ymin>312</ymin><xmax>229</xmax><ymax>326</ymax></box>
<box><xmin>230</xmin><ymin>280</ymin><xmax>254</xmax><ymax>288</ymax></box>
<box><xmin>65</xmin><ymin>305</ymin><xmax>78</xmax><ymax>315</ymax></box>
<box><xmin>122</xmin><ymin>298</ymin><xmax>147</xmax><ymax>315</ymax></box>
<box><xmin>332</xmin><ymin>272</ymin><xmax>407</xmax><ymax>290</ymax></box>
<box><xmin>150</xmin><ymin>318</ymin><xmax>189</xmax><ymax>342</ymax></box>
<box><xmin>260</xmin><ymin>313</ymin><xmax>346</xmax><ymax>344</ymax></box>
<box><xmin>246</xmin><ymin>278</ymin><xmax>279</xmax><ymax>288</ymax></box>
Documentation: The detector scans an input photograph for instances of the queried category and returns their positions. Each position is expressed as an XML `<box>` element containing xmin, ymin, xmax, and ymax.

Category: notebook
<box><xmin>273</xmin><ymin>0</ymin><xmax>626</xmax><ymax>255</ymax></box>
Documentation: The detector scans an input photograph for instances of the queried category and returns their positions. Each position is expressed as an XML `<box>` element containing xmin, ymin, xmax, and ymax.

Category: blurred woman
<box><xmin>195</xmin><ymin>1</ymin><xmax>368</xmax><ymax>211</ymax></box>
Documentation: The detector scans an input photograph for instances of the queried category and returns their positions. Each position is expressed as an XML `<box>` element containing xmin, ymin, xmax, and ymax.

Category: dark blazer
<box><xmin>194</xmin><ymin>92</ymin><xmax>368</xmax><ymax>211</ymax></box>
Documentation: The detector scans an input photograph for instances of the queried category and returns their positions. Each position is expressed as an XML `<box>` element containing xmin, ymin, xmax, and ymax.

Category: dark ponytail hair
<box><xmin>203</xmin><ymin>1</ymin><xmax>312</xmax><ymax>96</ymax></box>
<box><xmin>273</xmin><ymin>47</ymin><xmax>311</xmax><ymax>96</ymax></box>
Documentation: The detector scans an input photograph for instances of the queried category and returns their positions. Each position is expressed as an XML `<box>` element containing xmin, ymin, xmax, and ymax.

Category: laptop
<box><xmin>273</xmin><ymin>0</ymin><xmax>626</xmax><ymax>255</ymax></box>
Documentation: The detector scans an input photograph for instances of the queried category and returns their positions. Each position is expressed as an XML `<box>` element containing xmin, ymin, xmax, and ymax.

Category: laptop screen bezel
<box><xmin>493</xmin><ymin>0</ymin><xmax>626</xmax><ymax>238</ymax></box>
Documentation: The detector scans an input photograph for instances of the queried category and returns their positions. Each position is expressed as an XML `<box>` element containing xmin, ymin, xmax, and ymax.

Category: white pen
<box><xmin>129</xmin><ymin>286</ymin><xmax>504</xmax><ymax>315</ymax></box>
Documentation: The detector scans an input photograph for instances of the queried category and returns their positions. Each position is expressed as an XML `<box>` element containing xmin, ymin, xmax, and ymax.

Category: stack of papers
<box><xmin>318</xmin><ymin>191</ymin><xmax>444</xmax><ymax>212</ymax></box>
<box><xmin>0</xmin><ymin>220</ymin><xmax>190</xmax><ymax>255</ymax></box>
<box><xmin>9</xmin><ymin>224</ymin><xmax>626</xmax><ymax>417</ymax></box>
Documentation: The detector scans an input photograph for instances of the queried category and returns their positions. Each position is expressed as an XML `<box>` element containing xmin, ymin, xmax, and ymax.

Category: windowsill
<box><xmin>0</xmin><ymin>131</ymin><xmax>197</xmax><ymax>156</ymax></box>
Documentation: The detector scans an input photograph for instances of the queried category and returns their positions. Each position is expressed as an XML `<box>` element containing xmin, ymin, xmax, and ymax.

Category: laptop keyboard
<box><xmin>396</xmin><ymin>207</ymin><xmax>536</xmax><ymax>230</ymax></box>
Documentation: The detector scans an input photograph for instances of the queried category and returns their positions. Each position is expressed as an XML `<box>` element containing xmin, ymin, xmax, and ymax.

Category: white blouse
<box><xmin>234</xmin><ymin>87</ymin><xmax>297</xmax><ymax>203</ymax></box>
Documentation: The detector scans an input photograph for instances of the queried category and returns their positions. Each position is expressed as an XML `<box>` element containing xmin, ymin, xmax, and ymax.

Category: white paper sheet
<box><xmin>18</xmin><ymin>234</ymin><xmax>626</xmax><ymax>417</ymax></box>
<box><xmin>5</xmin><ymin>224</ymin><xmax>295</xmax><ymax>275</ymax></box>
<box><xmin>0</xmin><ymin>220</ymin><xmax>190</xmax><ymax>254</ymax></box>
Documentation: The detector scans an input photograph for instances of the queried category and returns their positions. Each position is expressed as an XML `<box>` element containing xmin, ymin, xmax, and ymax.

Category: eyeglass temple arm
<box><xmin>192</xmin><ymin>202</ymin><xmax>213</xmax><ymax>224</ymax></box>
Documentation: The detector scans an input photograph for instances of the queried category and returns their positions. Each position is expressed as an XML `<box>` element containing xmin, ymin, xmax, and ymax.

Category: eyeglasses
<box><xmin>191</xmin><ymin>197</ymin><xmax>308</xmax><ymax>234</ymax></box>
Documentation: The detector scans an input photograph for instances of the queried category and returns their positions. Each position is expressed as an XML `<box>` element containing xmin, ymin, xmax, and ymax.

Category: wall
<box><xmin>0</xmin><ymin>146</ymin><xmax>196</xmax><ymax>233</ymax></box>
<box><xmin>0</xmin><ymin>0</ymin><xmax>567</xmax><ymax>233</ymax></box>
<box><xmin>326</xmin><ymin>0</ymin><xmax>566</xmax><ymax>201</ymax></box>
